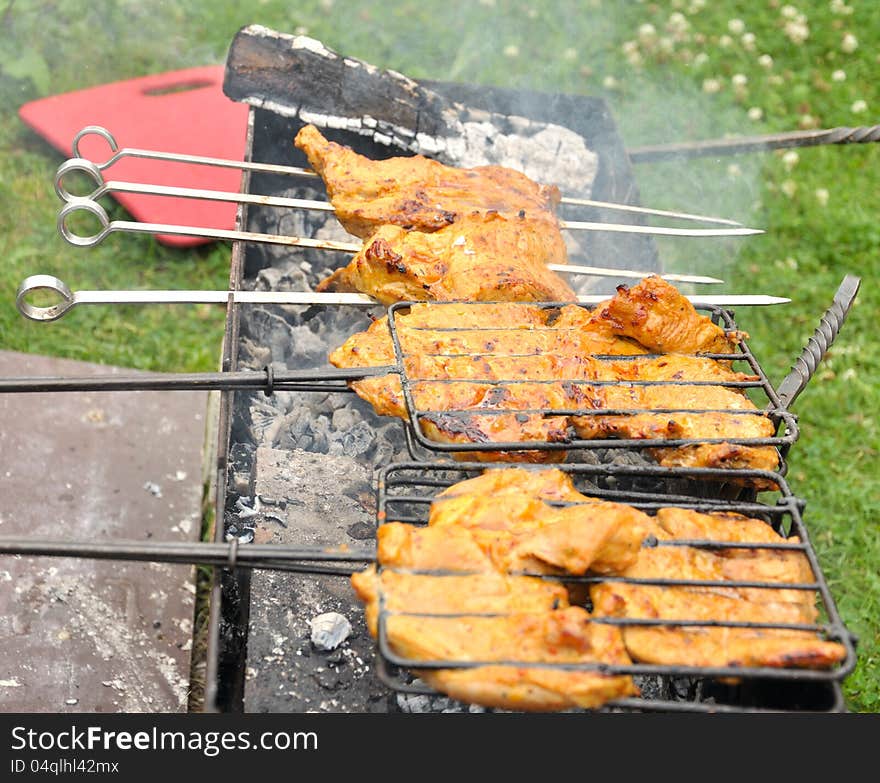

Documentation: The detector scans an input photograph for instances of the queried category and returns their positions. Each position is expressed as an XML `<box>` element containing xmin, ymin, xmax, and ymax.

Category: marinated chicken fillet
<box><xmin>345</xmin><ymin>375</ymin><xmax>777</xmax><ymax>471</ymax></box>
<box><xmin>328</xmin><ymin>285</ymin><xmax>770</xmax><ymax>470</ymax></box>
<box><xmin>295</xmin><ymin>124</ymin><xmax>562</xmax><ymax>238</ymax></box>
<box><xmin>595</xmin><ymin>275</ymin><xmax>745</xmax><ymax>354</ymax></box>
<box><xmin>377</xmin><ymin>501</ymin><xmax>649</xmax><ymax>576</ymax></box>
<box><xmin>351</xmin><ymin>567</ymin><xmax>569</xmax><ymax>636</ymax></box>
<box><xmin>383</xmin><ymin>609</ymin><xmax>638</xmax><ymax>712</ymax></box>
<box><xmin>590</xmin><ymin>508</ymin><xmax>848</xmax><ymax>669</ymax></box>
<box><xmin>317</xmin><ymin>212</ymin><xmax>575</xmax><ymax>304</ymax></box>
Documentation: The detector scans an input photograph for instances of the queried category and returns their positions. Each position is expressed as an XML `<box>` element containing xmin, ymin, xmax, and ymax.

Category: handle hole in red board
<box><xmin>142</xmin><ymin>79</ymin><xmax>215</xmax><ymax>96</ymax></box>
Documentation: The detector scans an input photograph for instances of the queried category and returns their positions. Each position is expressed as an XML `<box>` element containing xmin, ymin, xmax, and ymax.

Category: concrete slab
<box><xmin>0</xmin><ymin>351</ymin><xmax>208</xmax><ymax>712</ymax></box>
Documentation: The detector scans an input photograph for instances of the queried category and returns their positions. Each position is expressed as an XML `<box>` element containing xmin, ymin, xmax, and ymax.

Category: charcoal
<box><xmin>331</xmin><ymin>405</ymin><xmax>360</xmax><ymax>432</ymax></box>
<box><xmin>340</xmin><ymin>421</ymin><xmax>374</xmax><ymax>457</ymax></box>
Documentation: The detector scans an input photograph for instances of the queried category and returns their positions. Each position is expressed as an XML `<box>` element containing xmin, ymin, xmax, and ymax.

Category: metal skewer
<box><xmin>15</xmin><ymin>275</ymin><xmax>791</xmax><ymax>324</ymax></box>
<box><xmin>57</xmin><ymin>198</ymin><xmax>757</xmax><ymax>270</ymax></box>
<box><xmin>55</xmin><ymin>160</ymin><xmax>748</xmax><ymax>246</ymax></box>
<box><xmin>66</xmin><ymin>125</ymin><xmax>748</xmax><ymax>227</ymax></box>
<box><xmin>55</xmin><ymin>158</ymin><xmax>335</xmax><ymax>213</ymax></box>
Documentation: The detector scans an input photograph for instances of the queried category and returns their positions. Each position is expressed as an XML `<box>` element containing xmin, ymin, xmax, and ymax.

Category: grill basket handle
<box><xmin>775</xmin><ymin>274</ymin><xmax>861</xmax><ymax>411</ymax></box>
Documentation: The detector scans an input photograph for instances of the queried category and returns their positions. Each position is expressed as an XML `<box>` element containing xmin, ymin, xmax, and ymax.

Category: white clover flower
<box><xmin>741</xmin><ymin>32</ymin><xmax>756</xmax><ymax>51</ymax></box>
<box><xmin>799</xmin><ymin>114</ymin><xmax>818</xmax><ymax>129</ymax></box>
<box><xmin>726</xmin><ymin>163</ymin><xmax>742</xmax><ymax>178</ymax></box>
<box><xmin>785</xmin><ymin>20</ymin><xmax>810</xmax><ymax>45</ymax></box>
<box><xmin>851</xmin><ymin>99</ymin><xmax>867</xmax><ymax>113</ymax></box>
<box><xmin>832</xmin><ymin>69</ymin><xmax>846</xmax><ymax>82</ymax></box>
<box><xmin>622</xmin><ymin>40</ymin><xmax>639</xmax><ymax>55</ymax></box>
<box><xmin>732</xmin><ymin>73</ymin><xmax>748</xmax><ymax>88</ymax></box>
<box><xmin>815</xmin><ymin>188</ymin><xmax>830</xmax><ymax>207</ymax></box>
<box><xmin>563</xmin><ymin>47</ymin><xmax>578</xmax><ymax>61</ymax></box>
<box><xmin>658</xmin><ymin>36</ymin><xmax>675</xmax><ymax>54</ymax></box>
<box><xmin>841</xmin><ymin>33</ymin><xmax>858</xmax><ymax>53</ymax></box>
<box><xmin>667</xmin><ymin>11</ymin><xmax>689</xmax><ymax>33</ymax></box>
<box><xmin>781</xmin><ymin>5</ymin><xmax>799</xmax><ymax>19</ymax></box>
<box><xmin>781</xmin><ymin>180</ymin><xmax>797</xmax><ymax>198</ymax></box>
<box><xmin>527</xmin><ymin>7</ymin><xmax>538</xmax><ymax>19</ymax></box>
<box><xmin>769</xmin><ymin>74</ymin><xmax>785</xmax><ymax>86</ymax></box>
<box><xmin>689</xmin><ymin>0</ymin><xmax>705</xmax><ymax>11</ymax></box>
<box><xmin>782</xmin><ymin>150</ymin><xmax>799</xmax><ymax>171</ymax></box>
<box><xmin>719</xmin><ymin>34</ymin><xmax>733</xmax><ymax>47</ymax></box>
<box><xmin>831</xmin><ymin>0</ymin><xmax>853</xmax><ymax>16</ymax></box>
<box><xmin>748</xmin><ymin>106</ymin><xmax>764</xmax><ymax>121</ymax></box>
<box><xmin>478</xmin><ymin>0</ymin><xmax>496</xmax><ymax>5</ymax></box>
<box><xmin>638</xmin><ymin>23</ymin><xmax>657</xmax><ymax>43</ymax></box>
<box><xmin>503</xmin><ymin>44</ymin><xmax>520</xmax><ymax>58</ymax></box>
<box><xmin>294</xmin><ymin>26</ymin><xmax>310</xmax><ymax>35</ymax></box>
<box><xmin>727</xmin><ymin>18</ymin><xmax>745</xmax><ymax>35</ymax></box>
<box><xmin>694</xmin><ymin>52</ymin><xmax>709</xmax><ymax>66</ymax></box>
<box><xmin>758</xmin><ymin>54</ymin><xmax>774</xmax><ymax>69</ymax></box>
<box><xmin>785</xmin><ymin>256</ymin><xmax>798</xmax><ymax>269</ymax></box>
<box><xmin>603</xmin><ymin>75</ymin><xmax>620</xmax><ymax>90</ymax></box>
<box><xmin>841</xmin><ymin>367</ymin><xmax>856</xmax><ymax>381</ymax></box>
<box><xmin>702</xmin><ymin>77</ymin><xmax>722</xmax><ymax>94</ymax></box>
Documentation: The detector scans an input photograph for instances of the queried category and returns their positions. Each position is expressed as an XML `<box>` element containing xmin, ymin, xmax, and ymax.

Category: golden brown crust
<box><xmin>295</xmin><ymin>124</ymin><xmax>561</xmax><ymax>238</ymax></box>
<box><xmin>596</xmin><ymin>276</ymin><xmax>745</xmax><ymax>354</ymax></box>
<box><xmin>589</xmin><ymin>509</ymin><xmax>847</xmax><ymax>670</ymax></box>
<box><xmin>318</xmin><ymin>213</ymin><xmax>576</xmax><ymax>305</ymax></box>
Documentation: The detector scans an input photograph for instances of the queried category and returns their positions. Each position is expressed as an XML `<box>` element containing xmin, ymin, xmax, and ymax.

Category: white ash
<box><xmin>451</xmin><ymin>122</ymin><xmax>597</xmax><ymax>196</ymax></box>
<box><xmin>309</xmin><ymin>612</ymin><xmax>352</xmax><ymax>651</ymax></box>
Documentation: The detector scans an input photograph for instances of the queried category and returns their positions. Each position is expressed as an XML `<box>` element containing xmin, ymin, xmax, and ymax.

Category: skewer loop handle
<box><xmin>16</xmin><ymin>275</ymin><xmax>76</xmax><ymax>322</ymax></box>
<box><xmin>71</xmin><ymin>126</ymin><xmax>120</xmax><ymax>168</ymax></box>
<box><xmin>57</xmin><ymin>199</ymin><xmax>113</xmax><ymax>247</ymax></box>
<box><xmin>55</xmin><ymin>158</ymin><xmax>106</xmax><ymax>202</ymax></box>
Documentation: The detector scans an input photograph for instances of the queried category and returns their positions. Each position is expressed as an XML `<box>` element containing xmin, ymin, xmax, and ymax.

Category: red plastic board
<box><xmin>19</xmin><ymin>66</ymin><xmax>250</xmax><ymax>247</ymax></box>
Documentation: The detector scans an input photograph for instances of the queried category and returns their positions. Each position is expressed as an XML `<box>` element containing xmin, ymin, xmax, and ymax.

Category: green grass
<box><xmin>1</xmin><ymin>0</ymin><xmax>877</xmax><ymax>710</ymax></box>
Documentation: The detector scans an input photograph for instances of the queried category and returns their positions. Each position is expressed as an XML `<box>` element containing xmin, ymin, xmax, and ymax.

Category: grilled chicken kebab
<box><xmin>351</xmin><ymin>468</ymin><xmax>846</xmax><ymax>710</ymax></box>
<box><xmin>330</xmin><ymin>276</ymin><xmax>778</xmax><ymax>473</ymax></box>
<box><xmin>296</xmin><ymin>123</ymin><xmax>563</xmax><ymax>237</ymax></box>
<box><xmin>295</xmin><ymin>124</ymin><xmax>575</xmax><ymax>303</ymax></box>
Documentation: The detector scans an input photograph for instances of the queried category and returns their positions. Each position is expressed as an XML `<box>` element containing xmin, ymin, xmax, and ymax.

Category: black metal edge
<box><xmin>204</xmin><ymin>108</ymin><xmax>255</xmax><ymax>714</ymax></box>
<box><xmin>373</xmin><ymin>650</ymin><xmax>848</xmax><ymax>714</ymax></box>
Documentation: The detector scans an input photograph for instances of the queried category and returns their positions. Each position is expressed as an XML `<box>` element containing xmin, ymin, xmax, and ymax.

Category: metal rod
<box><xmin>56</xmin><ymin>158</ymin><xmax>740</xmax><ymax>233</ymax></box>
<box><xmin>15</xmin><ymin>275</ymin><xmax>791</xmax><ymax>323</ymax></box>
<box><xmin>57</xmin><ymin>197</ymin><xmax>761</xmax><ymax>251</ymax></box>
<box><xmin>628</xmin><ymin>125</ymin><xmax>880</xmax><ymax>163</ymax></box>
<box><xmin>56</xmin><ymin>199</ymin><xmax>362</xmax><ymax>252</ymax></box>
<box><xmin>554</xmin><ymin>264</ymin><xmax>722</xmax><ymax>284</ymax></box>
<box><xmin>776</xmin><ymin>274</ymin><xmax>861</xmax><ymax>410</ymax></box>
<box><xmin>54</xmin><ymin>197</ymin><xmax>725</xmax><ymax>284</ymax></box>
<box><xmin>559</xmin><ymin>219</ymin><xmax>761</xmax><ymax>237</ymax></box>
<box><xmin>0</xmin><ymin>537</ymin><xmax>374</xmax><ymax>568</ymax></box>
<box><xmin>66</xmin><ymin>125</ymin><xmax>748</xmax><ymax>226</ymax></box>
<box><xmin>55</xmin><ymin>159</ymin><xmax>335</xmax><ymax>212</ymax></box>
<box><xmin>0</xmin><ymin>365</ymin><xmax>393</xmax><ymax>394</ymax></box>
<box><xmin>558</xmin><ymin>196</ymin><xmax>743</xmax><ymax>226</ymax></box>
<box><xmin>70</xmin><ymin>125</ymin><xmax>319</xmax><ymax>178</ymax></box>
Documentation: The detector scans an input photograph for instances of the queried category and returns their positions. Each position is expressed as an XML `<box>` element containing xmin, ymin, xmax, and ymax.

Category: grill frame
<box><xmin>368</xmin><ymin>460</ymin><xmax>857</xmax><ymax>713</ymax></box>
<box><xmin>381</xmin><ymin>300</ymin><xmax>798</xmax><ymax>465</ymax></box>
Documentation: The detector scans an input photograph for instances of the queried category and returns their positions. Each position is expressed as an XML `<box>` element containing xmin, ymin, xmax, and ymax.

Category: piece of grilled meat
<box><xmin>590</xmin><ymin>507</ymin><xmax>848</xmax><ymax>669</ymax></box>
<box><xmin>295</xmin><ymin>124</ymin><xmax>562</xmax><ymax>238</ymax></box>
<box><xmin>328</xmin><ymin>283</ymin><xmax>775</xmax><ymax>471</ymax></box>
<box><xmin>595</xmin><ymin>275</ymin><xmax>743</xmax><ymax>354</ymax></box>
<box><xmin>383</xmin><ymin>608</ymin><xmax>639</xmax><ymax>712</ymax></box>
<box><xmin>316</xmin><ymin>211</ymin><xmax>575</xmax><ymax>304</ymax></box>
